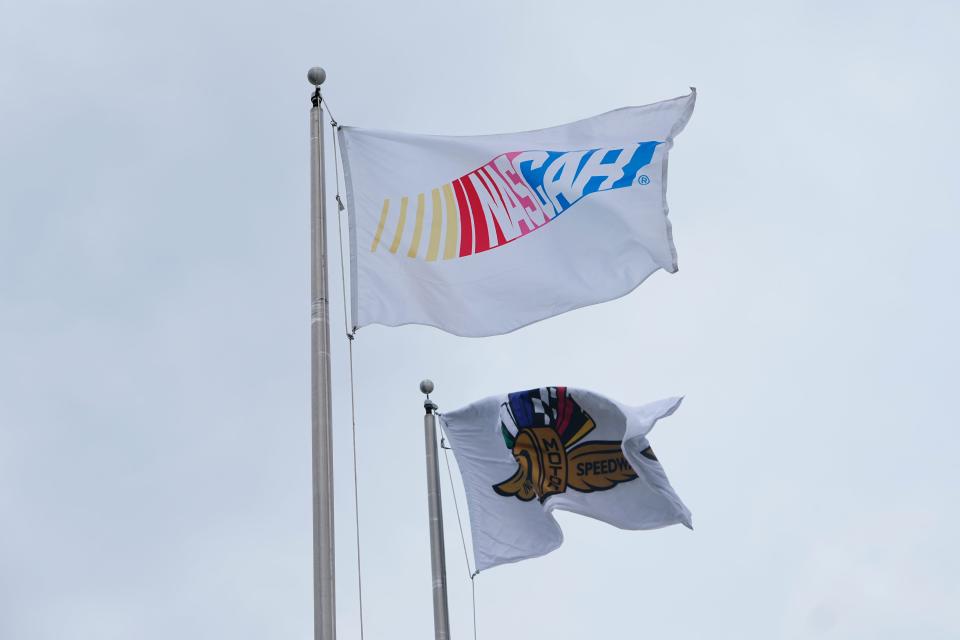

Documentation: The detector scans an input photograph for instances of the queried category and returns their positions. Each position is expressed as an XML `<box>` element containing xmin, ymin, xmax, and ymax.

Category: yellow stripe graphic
<box><xmin>442</xmin><ymin>183</ymin><xmax>459</xmax><ymax>260</ymax></box>
<box><xmin>371</xmin><ymin>198</ymin><xmax>390</xmax><ymax>252</ymax></box>
<box><xmin>407</xmin><ymin>193</ymin><xmax>426</xmax><ymax>258</ymax></box>
<box><xmin>426</xmin><ymin>189</ymin><xmax>443</xmax><ymax>261</ymax></box>
<box><xmin>388</xmin><ymin>196</ymin><xmax>408</xmax><ymax>254</ymax></box>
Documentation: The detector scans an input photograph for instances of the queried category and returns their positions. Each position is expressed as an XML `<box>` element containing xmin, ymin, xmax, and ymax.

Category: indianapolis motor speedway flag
<box><xmin>439</xmin><ymin>387</ymin><xmax>692</xmax><ymax>572</ymax></box>
<box><xmin>337</xmin><ymin>90</ymin><xmax>696</xmax><ymax>337</ymax></box>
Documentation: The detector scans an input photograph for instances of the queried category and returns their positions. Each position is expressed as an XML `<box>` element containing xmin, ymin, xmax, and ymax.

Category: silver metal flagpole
<box><xmin>308</xmin><ymin>66</ymin><xmax>336</xmax><ymax>640</ymax></box>
<box><xmin>420</xmin><ymin>379</ymin><xmax>451</xmax><ymax>640</ymax></box>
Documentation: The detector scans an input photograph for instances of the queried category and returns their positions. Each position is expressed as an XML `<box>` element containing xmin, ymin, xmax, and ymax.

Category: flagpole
<box><xmin>420</xmin><ymin>380</ymin><xmax>451</xmax><ymax>640</ymax></box>
<box><xmin>309</xmin><ymin>66</ymin><xmax>336</xmax><ymax>640</ymax></box>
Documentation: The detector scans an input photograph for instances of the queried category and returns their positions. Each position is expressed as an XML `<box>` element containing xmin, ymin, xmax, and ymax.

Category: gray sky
<box><xmin>2</xmin><ymin>0</ymin><xmax>958</xmax><ymax>638</ymax></box>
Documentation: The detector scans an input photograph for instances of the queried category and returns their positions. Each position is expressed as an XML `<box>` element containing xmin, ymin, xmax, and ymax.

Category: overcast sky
<box><xmin>2</xmin><ymin>1</ymin><xmax>958</xmax><ymax>638</ymax></box>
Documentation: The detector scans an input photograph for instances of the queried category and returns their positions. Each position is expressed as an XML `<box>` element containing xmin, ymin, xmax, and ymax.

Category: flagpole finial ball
<box><xmin>419</xmin><ymin>379</ymin><xmax>435</xmax><ymax>395</ymax></box>
<box><xmin>307</xmin><ymin>67</ymin><xmax>326</xmax><ymax>86</ymax></box>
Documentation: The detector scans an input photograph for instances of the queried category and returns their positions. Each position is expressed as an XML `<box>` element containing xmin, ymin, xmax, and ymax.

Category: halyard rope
<box><xmin>440</xmin><ymin>423</ymin><xmax>480</xmax><ymax>640</ymax></box>
<box><xmin>326</xmin><ymin>100</ymin><xmax>365</xmax><ymax>640</ymax></box>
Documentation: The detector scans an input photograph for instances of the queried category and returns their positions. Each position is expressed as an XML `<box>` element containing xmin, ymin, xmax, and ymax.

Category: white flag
<box><xmin>338</xmin><ymin>91</ymin><xmax>696</xmax><ymax>337</ymax></box>
<box><xmin>439</xmin><ymin>387</ymin><xmax>691</xmax><ymax>572</ymax></box>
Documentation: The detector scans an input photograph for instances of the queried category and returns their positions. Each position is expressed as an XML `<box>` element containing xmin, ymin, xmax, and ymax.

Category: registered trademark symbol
<box><xmin>638</xmin><ymin>175</ymin><xmax>650</xmax><ymax>185</ymax></box>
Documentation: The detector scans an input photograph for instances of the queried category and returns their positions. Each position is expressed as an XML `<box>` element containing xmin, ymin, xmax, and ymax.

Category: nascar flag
<box><xmin>338</xmin><ymin>91</ymin><xmax>696</xmax><ymax>337</ymax></box>
<box><xmin>439</xmin><ymin>387</ymin><xmax>691</xmax><ymax>572</ymax></box>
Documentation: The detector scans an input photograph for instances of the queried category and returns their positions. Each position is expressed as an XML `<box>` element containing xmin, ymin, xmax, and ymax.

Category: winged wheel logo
<box><xmin>493</xmin><ymin>387</ymin><xmax>655</xmax><ymax>503</ymax></box>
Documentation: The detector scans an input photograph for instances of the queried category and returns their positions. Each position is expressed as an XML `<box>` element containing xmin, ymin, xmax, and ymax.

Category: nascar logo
<box><xmin>369</xmin><ymin>141</ymin><xmax>660</xmax><ymax>260</ymax></box>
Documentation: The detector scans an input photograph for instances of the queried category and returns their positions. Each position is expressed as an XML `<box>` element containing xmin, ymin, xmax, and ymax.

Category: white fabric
<box><xmin>439</xmin><ymin>388</ymin><xmax>691</xmax><ymax>572</ymax></box>
<box><xmin>338</xmin><ymin>91</ymin><xmax>696</xmax><ymax>337</ymax></box>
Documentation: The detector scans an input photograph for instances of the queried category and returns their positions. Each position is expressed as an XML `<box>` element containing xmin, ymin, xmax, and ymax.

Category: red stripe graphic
<box><xmin>461</xmin><ymin>173</ymin><xmax>490</xmax><ymax>253</ymax></box>
<box><xmin>452</xmin><ymin>179</ymin><xmax>473</xmax><ymax>257</ymax></box>
<box><xmin>474</xmin><ymin>171</ymin><xmax>507</xmax><ymax>247</ymax></box>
